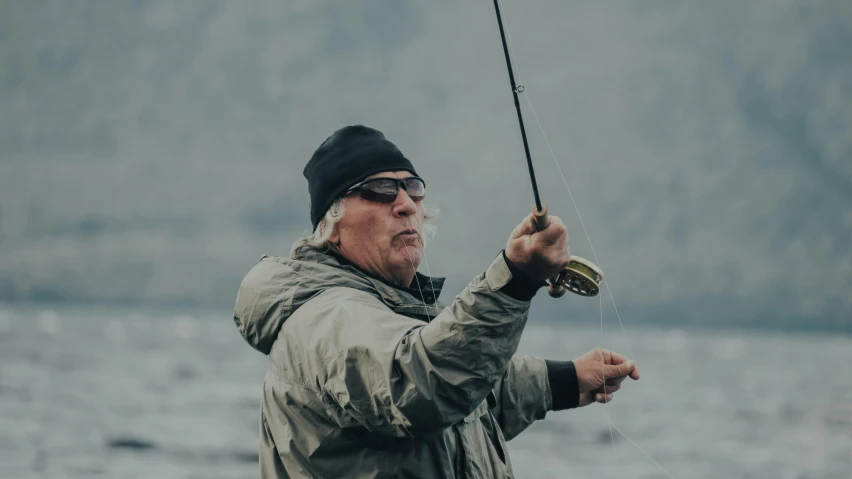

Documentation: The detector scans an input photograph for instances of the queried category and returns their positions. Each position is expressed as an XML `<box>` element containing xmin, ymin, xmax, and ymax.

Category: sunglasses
<box><xmin>345</xmin><ymin>176</ymin><xmax>427</xmax><ymax>204</ymax></box>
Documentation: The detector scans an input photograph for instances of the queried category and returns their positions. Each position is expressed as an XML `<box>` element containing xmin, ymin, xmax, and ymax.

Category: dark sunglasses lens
<box><xmin>359</xmin><ymin>179</ymin><xmax>399</xmax><ymax>203</ymax></box>
<box><xmin>356</xmin><ymin>177</ymin><xmax>426</xmax><ymax>203</ymax></box>
<box><xmin>404</xmin><ymin>178</ymin><xmax>426</xmax><ymax>201</ymax></box>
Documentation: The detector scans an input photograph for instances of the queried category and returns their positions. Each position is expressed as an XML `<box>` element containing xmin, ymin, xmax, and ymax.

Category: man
<box><xmin>234</xmin><ymin>125</ymin><xmax>640</xmax><ymax>478</ymax></box>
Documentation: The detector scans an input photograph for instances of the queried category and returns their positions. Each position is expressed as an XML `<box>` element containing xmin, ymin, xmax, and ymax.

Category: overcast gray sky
<box><xmin>1</xmin><ymin>0</ymin><xmax>850</xmax><ymax>330</ymax></box>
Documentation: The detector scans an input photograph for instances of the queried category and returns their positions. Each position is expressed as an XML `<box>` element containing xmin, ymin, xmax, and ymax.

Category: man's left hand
<box><xmin>573</xmin><ymin>347</ymin><xmax>640</xmax><ymax>407</ymax></box>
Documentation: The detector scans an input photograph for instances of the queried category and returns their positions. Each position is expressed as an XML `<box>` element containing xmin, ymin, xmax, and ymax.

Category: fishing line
<box><xmin>601</xmin><ymin>293</ymin><xmax>622</xmax><ymax>466</ymax></box>
<box><xmin>405</xmin><ymin>215</ymin><xmax>439</xmax><ymax>318</ymax></box>
<box><xmin>493</xmin><ymin>0</ymin><xmax>675</xmax><ymax>477</ymax></box>
<box><xmin>400</xmin><ymin>226</ymin><xmax>431</xmax><ymax>317</ymax></box>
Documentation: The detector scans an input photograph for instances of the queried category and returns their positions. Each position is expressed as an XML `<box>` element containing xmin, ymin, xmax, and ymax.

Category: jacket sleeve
<box><xmin>488</xmin><ymin>355</ymin><xmax>553</xmax><ymax>441</ymax></box>
<box><xmin>295</xmin><ymin>254</ymin><xmax>533</xmax><ymax>437</ymax></box>
<box><xmin>490</xmin><ymin>356</ymin><xmax>582</xmax><ymax>441</ymax></box>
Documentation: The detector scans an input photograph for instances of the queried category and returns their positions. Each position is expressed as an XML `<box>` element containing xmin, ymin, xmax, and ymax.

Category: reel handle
<box><xmin>547</xmin><ymin>270</ymin><xmax>568</xmax><ymax>298</ymax></box>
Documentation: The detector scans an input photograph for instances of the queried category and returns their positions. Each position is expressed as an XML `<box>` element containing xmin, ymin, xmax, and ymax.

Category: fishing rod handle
<box><xmin>533</xmin><ymin>203</ymin><xmax>548</xmax><ymax>231</ymax></box>
<box><xmin>531</xmin><ymin>203</ymin><xmax>569</xmax><ymax>297</ymax></box>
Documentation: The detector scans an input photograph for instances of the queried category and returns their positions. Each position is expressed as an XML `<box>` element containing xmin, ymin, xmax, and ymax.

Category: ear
<box><xmin>328</xmin><ymin>223</ymin><xmax>340</xmax><ymax>244</ymax></box>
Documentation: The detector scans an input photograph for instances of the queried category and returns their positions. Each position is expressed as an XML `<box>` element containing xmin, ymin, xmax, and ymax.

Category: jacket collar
<box><xmin>293</xmin><ymin>248</ymin><xmax>446</xmax><ymax>321</ymax></box>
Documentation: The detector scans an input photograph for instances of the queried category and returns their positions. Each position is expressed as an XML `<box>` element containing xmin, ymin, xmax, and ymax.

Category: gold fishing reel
<box><xmin>532</xmin><ymin>204</ymin><xmax>604</xmax><ymax>298</ymax></box>
<box><xmin>546</xmin><ymin>256</ymin><xmax>603</xmax><ymax>298</ymax></box>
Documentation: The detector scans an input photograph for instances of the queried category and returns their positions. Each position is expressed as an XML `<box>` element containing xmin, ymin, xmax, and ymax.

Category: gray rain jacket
<box><xmin>234</xmin><ymin>248</ymin><xmax>560</xmax><ymax>478</ymax></box>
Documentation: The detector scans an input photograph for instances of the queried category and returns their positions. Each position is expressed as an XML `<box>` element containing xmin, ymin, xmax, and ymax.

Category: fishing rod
<box><xmin>490</xmin><ymin>8</ymin><xmax>680</xmax><ymax>478</ymax></box>
<box><xmin>491</xmin><ymin>0</ymin><xmax>603</xmax><ymax>298</ymax></box>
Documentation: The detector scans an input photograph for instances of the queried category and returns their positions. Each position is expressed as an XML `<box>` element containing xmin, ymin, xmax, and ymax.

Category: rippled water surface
<box><xmin>1</xmin><ymin>306</ymin><xmax>850</xmax><ymax>478</ymax></box>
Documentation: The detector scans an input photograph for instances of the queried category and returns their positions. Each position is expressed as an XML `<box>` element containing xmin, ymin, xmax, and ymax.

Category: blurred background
<box><xmin>1</xmin><ymin>0</ymin><xmax>850</xmax><ymax>478</ymax></box>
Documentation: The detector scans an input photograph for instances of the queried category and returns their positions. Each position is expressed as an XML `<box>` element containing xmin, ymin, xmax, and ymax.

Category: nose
<box><xmin>392</xmin><ymin>188</ymin><xmax>418</xmax><ymax>218</ymax></box>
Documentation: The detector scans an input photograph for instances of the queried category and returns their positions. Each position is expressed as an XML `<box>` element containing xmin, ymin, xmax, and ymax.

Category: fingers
<box><xmin>606</xmin><ymin>349</ymin><xmax>630</xmax><ymax>365</ymax></box>
<box><xmin>577</xmin><ymin>349</ymin><xmax>640</xmax><ymax>406</ymax></box>
<box><xmin>605</xmin><ymin>376</ymin><xmax>626</xmax><ymax>387</ymax></box>
<box><xmin>601</xmin><ymin>360</ymin><xmax>638</xmax><ymax>380</ymax></box>
<box><xmin>608</xmin><ymin>350</ymin><xmax>640</xmax><ymax>380</ymax></box>
<box><xmin>593</xmin><ymin>348</ymin><xmax>640</xmax><ymax>381</ymax></box>
<box><xmin>533</xmin><ymin>215</ymin><xmax>567</xmax><ymax>247</ymax></box>
<box><xmin>505</xmin><ymin>212</ymin><xmax>570</xmax><ymax>281</ymax></box>
<box><xmin>510</xmin><ymin>213</ymin><xmax>541</xmax><ymax>239</ymax></box>
<box><xmin>511</xmin><ymin>213</ymin><xmax>566</xmax><ymax>247</ymax></box>
<box><xmin>595</xmin><ymin>383</ymin><xmax>621</xmax><ymax>394</ymax></box>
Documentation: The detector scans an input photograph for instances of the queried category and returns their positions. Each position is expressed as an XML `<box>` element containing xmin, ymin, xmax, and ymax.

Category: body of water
<box><xmin>1</xmin><ymin>305</ymin><xmax>850</xmax><ymax>478</ymax></box>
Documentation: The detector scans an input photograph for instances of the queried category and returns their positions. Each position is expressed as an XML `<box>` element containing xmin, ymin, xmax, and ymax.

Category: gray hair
<box><xmin>290</xmin><ymin>198</ymin><xmax>439</xmax><ymax>257</ymax></box>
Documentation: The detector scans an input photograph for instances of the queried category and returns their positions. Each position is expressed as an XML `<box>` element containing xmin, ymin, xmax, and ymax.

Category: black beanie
<box><xmin>303</xmin><ymin>125</ymin><xmax>418</xmax><ymax>230</ymax></box>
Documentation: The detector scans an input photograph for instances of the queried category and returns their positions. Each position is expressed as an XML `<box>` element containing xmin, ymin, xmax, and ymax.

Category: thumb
<box><xmin>511</xmin><ymin>213</ymin><xmax>541</xmax><ymax>239</ymax></box>
<box><xmin>602</xmin><ymin>360</ymin><xmax>636</xmax><ymax>379</ymax></box>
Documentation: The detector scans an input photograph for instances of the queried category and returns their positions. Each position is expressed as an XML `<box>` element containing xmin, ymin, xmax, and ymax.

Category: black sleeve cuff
<box><xmin>545</xmin><ymin>359</ymin><xmax>580</xmax><ymax>410</ymax></box>
<box><xmin>499</xmin><ymin>250</ymin><xmax>548</xmax><ymax>301</ymax></box>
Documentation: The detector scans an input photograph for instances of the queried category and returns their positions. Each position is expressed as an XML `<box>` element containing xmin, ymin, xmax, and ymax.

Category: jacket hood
<box><xmin>233</xmin><ymin>248</ymin><xmax>445</xmax><ymax>355</ymax></box>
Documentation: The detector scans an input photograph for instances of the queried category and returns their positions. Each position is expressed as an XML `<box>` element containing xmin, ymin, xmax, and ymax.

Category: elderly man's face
<box><xmin>330</xmin><ymin>170</ymin><xmax>425</xmax><ymax>287</ymax></box>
